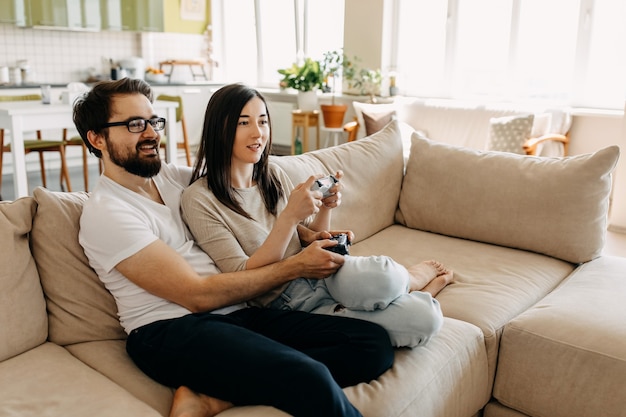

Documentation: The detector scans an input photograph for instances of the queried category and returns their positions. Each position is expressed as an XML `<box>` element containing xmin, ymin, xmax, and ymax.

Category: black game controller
<box><xmin>311</xmin><ymin>175</ymin><xmax>339</xmax><ymax>198</ymax></box>
<box><xmin>325</xmin><ymin>233</ymin><xmax>350</xmax><ymax>255</ymax></box>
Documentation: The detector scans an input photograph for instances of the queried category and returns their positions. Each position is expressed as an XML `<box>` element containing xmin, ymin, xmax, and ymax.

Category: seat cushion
<box><xmin>0</xmin><ymin>342</ymin><xmax>160</xmax><ymax>417</ymax></box>
<box><xmin>493</xmin><ymin>255</ymin><xmax>626</xmax><ymax>417</ymax></box>
<box><xmin>0</xmin><ymin>197</ymin><xmax>47</xmax><ymax>362</ymax></box>
<box><xmin>350</xmin><ymin>224</ymin><xmax>575</xmax><ymax>389</ymax></box>
<box><xmin>397</xmin><ymin>134</ymin><xmax>620</xmax><ymax>263</ymax></box>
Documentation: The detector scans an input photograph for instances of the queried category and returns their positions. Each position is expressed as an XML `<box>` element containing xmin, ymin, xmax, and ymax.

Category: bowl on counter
<box><xmin>145</xmin><ymin>72</ymin><xmax>168</xmax><ymax>84</ymax></box>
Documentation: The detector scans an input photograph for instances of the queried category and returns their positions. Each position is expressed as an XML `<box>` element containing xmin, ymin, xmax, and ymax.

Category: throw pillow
<box><xmin>362</xmin><ymin>109</ymin><xmax>397</xmax><ymax>136</ymax></box>
<box><xmin>352</xmin><ymin>101</ymin><xmax>397</xmax><ymax>139</ymax></box>
<box><xmin>271</xmin><ymin>119</ymin><xmax>405</xmax><ymax>243</ymax></box>
<box><xmin>487</xmin><ymin>114</ymin><xmax>534</xmax><ymax>154</ymax></box>
<box><xmin>31</xmin><ymin>187</ymin><xmax>127</xmax><ymax>346</ymax></box>
<box><xmin>397</xmin><ymin>134</ymin><xmax>620</xmax><ymax>264</ymax></box>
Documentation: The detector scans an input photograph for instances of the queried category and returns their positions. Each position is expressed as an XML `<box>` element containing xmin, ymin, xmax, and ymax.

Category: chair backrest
<box><xmin>156</xmin><ymin>94</ymin><xmax>184</xmax><ymax>122</ymax></box>
<box><xmin>0</xmin><ymin>94</ymin><xmax>42</xmax><ymax>103</ymax></box>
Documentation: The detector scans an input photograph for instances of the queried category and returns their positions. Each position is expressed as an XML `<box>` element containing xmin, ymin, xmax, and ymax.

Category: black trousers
<box><xmin>127</xmin><ymin>307</ymin><xmax>394</xmax><ymax>417</ymax></box>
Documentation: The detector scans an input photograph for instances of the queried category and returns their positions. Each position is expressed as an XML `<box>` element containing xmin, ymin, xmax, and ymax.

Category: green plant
<box><xmin>321</xmin><ymin>49</ymin><xmax>345</xmax><ymax>101</ymax></box>
<box><xmin>278</xmin><ymin>58</ymin><xmax>324</xmax><ymax>92</ymax></box>
<box><xmin>342</xmin><ymin>54</ymin><xmax>382</xmax><ymax>98</ymax></box>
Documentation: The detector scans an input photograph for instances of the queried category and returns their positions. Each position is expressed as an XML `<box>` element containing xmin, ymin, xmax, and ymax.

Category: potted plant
<box><xmin>342</xmin><ymin>55</ymin><xmax>383</xmax><ymax>103</ymax></box>
<box><xmin>319</xmin><ymin>50</ymin><xmax>348</xmax><ymax>128</ymax></box>
<box><xmin>278</xmin><ymin>57</ymin><xmax>324</xmax><ymax>111</ymax></box>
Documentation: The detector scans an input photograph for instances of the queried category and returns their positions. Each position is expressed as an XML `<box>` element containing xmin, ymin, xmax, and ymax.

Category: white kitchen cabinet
<box><xmin>151</xmin><ymin>85</ymin><xmax>216</xmax><ymax>152</ymax></box>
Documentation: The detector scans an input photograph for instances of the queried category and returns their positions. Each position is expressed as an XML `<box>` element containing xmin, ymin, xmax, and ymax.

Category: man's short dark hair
<box><xmin>73</xmin><ymin>78</ymin><xmax>154</xmax><ymax>158</ymax></box>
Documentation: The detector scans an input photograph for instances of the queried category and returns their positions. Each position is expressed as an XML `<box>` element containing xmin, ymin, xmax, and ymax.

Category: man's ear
<box><xmin>87</xmin><ymin>130</ymin><xmax>105</xmax><ymax>152</ymax></box>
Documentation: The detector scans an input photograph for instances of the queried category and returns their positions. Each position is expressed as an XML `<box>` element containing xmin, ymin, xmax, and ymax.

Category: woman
<box><xmin>181</xmin><ymin>83</ymin><xmax>453</xmax><ymax>347</ymax></box>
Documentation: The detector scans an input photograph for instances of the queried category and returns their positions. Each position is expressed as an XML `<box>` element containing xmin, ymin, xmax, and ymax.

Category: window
<box><xmin>395</xmin><ymin>0</ymin><xmax>626</xmax><ymax>109</ymax></box>
<box><xmin>212</xmin><ymin>0</ymin><xmax>344</xmax><ymax>88</ymax></box>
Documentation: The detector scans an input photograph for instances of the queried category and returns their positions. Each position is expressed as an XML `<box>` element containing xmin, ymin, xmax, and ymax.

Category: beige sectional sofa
<box><xmin>1</xmin><ymin>119</ymin><xmax>624</xmax><ymax>417</ymax></box>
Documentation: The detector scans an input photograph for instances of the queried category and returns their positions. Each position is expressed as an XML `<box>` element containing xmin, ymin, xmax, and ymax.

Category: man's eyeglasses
<box><xmin>100</xmin><ymin>117</ymin><xmax>166</xmax><ymax>133</ymax></box>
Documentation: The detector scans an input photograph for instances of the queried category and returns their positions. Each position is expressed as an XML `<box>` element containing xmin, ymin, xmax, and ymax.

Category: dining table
<box><xmin>0</xmin><ymin>99</ymin><xmax>179</xmax><ymax>198</ymax></box>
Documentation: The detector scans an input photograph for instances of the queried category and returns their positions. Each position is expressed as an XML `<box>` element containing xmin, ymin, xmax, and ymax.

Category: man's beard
<box><xmin>107</xmin><ymin>139</ymin><xmax>162</xmax><ymax>178</ymax></box>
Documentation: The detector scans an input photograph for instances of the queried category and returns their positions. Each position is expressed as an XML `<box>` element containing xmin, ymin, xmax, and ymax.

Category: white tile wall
<box><xmin>0</xmin><ymin>24</ymin><xmax>207</xmax><ymax>84</ymax></box>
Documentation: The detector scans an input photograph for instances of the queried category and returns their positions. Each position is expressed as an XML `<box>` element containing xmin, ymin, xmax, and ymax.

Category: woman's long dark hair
<box><xmin>190</xmin><ymin>83</ymin><xmax>283</xmax><ymax>219</ymax></box>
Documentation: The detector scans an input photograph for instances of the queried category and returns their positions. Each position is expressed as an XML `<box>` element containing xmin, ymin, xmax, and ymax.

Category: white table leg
<box><xmin>10</xmin><ymin>115</ymin><xmax>29</xmax><ymax>198</ymax></box>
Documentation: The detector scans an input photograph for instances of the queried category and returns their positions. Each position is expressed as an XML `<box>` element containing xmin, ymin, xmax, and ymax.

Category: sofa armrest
<box><xmin>523</xmin><ymin>132</ymin><xmax>570</xmax><ymax>156</ymax></box>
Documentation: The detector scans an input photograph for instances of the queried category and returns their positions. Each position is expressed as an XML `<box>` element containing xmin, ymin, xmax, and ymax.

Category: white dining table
<box><xmin>0</xmin><ymin>99</ymin><xmax>178</xmax><ymax>198</ymax></box>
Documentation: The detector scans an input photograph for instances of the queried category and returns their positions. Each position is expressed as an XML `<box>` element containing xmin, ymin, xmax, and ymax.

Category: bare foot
<box><xmin>420</xmin><ymin>266</ymin><xmax>454</xmax><ymax>298</ymax></box>
<box><xmin>407</xmin><ymin>260</ymin><xmax>449</xmax><ymax>291</ymax></box>
<box><xmin>169</xmin><ymin>386</ymin><xmax>233</xmax><ymax>417</ymax></box>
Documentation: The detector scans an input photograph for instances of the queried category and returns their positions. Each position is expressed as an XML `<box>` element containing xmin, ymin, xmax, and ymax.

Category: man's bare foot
<box><xmin>169</xmin><ymin>386</ymin><xmax>233</xmax><ymax>417</ymax></box>
<box><xmin>407</xmin><ymin>260</ymin><xmax>449</xmax><ymax>292</ymax></box>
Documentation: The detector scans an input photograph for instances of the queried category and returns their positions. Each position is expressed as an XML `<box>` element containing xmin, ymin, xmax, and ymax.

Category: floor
<box><xmin>2</xmin><ymin>157</ymin><xmax>626</xmax><ymax>259</ymax></box>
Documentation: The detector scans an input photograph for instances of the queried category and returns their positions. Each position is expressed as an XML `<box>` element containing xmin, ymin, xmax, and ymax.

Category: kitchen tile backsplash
<box><xmin>0</xmin><ymin>24</ymin><xmax>207</xmax><ymax>85</ymax></box>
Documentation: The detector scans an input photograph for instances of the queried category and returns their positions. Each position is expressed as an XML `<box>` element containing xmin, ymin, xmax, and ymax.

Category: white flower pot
<box><xmin>297</xmin><ymin>90</ymin><xmax>318</xmax><ymax>111</ymax></box>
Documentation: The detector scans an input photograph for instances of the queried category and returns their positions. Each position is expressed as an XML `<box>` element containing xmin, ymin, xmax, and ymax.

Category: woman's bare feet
<box><xmin>169</xmin><ymin>386</ymin><xmax>233</xmax><ymax>417</ymax></box>
<box><xmin>420</xmin><ymin>265</ymin><xmax>454</xmax><ymax>298</ymax></box>
<box><xmin>407</xmin><ymin>260</ymin><xmax>450</xmax><ymax>292</ymax></box>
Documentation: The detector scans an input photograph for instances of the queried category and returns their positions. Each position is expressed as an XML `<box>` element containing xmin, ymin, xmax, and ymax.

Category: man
<box><xmin>73</xmin><ymin>78</ymin><xmax>394</xmax><ymax>417</ymax></box>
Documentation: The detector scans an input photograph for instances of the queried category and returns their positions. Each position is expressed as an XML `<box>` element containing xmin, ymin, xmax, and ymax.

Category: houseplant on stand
<box><xmin>278</xmin><ymin>57</ymin><xmax>324</xmax><ymax>111</ymax></box>
<box><xmin>320</xmin><ymin>50</ymin><xmax>348</xmax><ymax>128</ymax></box>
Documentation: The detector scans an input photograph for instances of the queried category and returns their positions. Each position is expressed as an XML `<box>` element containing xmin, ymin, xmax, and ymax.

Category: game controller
<box><xmin>325</xmin><ymin>233</ymin><xmax>350</xmax><ymax>255</ymax></box>
<box><xmin>311</xmin><ymin>175</ymin><xmax>339</xmax><ymax>198</ymax></box>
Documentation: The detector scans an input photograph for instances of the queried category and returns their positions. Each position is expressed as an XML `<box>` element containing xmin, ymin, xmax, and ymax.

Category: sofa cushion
<box><xmin>493</xmin><ymin>255</ymin><xmax>626</xmax><ymax>417</ymax></box>
<box><xmin>0</xmin><ymin>342</ymin><xmax>161</xmax><ymax>417</ymax></box>
<box><xmin>271</xmin><ymin>119</ymin><xmax>405</xmax><ymax>243</ymax></box>
<box><xmin>0</xmin><ymin>197</ymin><xmax>48</xmax><ymax>362</ymax></box>
<box><xmin>487</xmin><ymin>114</ymin><xmax>534</xmax><ymax>154</ymax></box>
<box><xmin>362</xmin><ymin>109</ymin><xmax>396</xmax><ymax>136</ymax></box>
<box><xmin>397</xmin><ymin>134</ymin><xmax>620</xmax><ymax>263</ymax></box>
<box><xmin>31</xmin><ymin>187</ymin><xmax>126</xmax><ymax>346</ymax></box>
<box><xmin>349</xmin><ymin>224</ymin><xmax>575</xmax><ymax>391</ymax></box>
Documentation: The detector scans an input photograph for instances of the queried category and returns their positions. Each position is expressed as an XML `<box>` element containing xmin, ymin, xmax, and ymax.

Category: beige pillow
<box><xmin>397</xmin><ymin>134</ymin><xmax>620</xmax><ymax>263</ymax></box>
<box><xmin>271</xmin><ymin>119</ymin><xmax>405</xmax><ymax>243</ymax></box>
<box><xmin>31</xmin><ymin>187</ymin><xmax>126</xmax><ymax>346</ymax></box>
<box><xmin>352</xmin><ymin>100</ymin><xmax>398</xmax><ymax>139</ymax></box>
<box><xmin>0</xmin><ymin>197</ymin><xmax>48</xmax><ymax>361</ymax></box>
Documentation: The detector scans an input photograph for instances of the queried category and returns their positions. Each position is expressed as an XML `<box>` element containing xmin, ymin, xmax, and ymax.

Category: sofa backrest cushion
<box><xmin>271</xmin><ymin>119</ymin><xmax>405</xmax><ymax>243</ymax></box>
<box><xmin>0</xmin><ymin>197</ymin><xmax>48</xmax><ymax>361</ymax></box>
<box><xmin>397</xmin><ymin>134</ymin><xmax>620</xmax><ymax>264</ymax></box>
<box><xmin>31</xmin><ymin>187</ymin><xmax>126</xmax><ymax>346</ymax></box>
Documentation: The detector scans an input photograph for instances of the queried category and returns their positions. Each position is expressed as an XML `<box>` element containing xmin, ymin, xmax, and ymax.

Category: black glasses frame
<box><xmin>100</xmin><ymin>117</ymin><xmax>166</xmax><ymax>133</ymax></box>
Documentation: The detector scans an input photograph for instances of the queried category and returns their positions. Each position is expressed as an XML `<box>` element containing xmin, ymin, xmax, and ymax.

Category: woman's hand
<box><xmin>282</xmin><ymin>176</ymin><xmax>324</xmax><ymax>223</ymax></box>
<box><xmin>321</xmin><ymin>170</ymin><xmax>344</xmax><ymax>209</ymax></box>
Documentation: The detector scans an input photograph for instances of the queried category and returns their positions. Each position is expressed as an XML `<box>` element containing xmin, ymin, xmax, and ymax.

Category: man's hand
<box><xmin>291</xmin><ymin>240</ymin><xmax>345</xmax><ymax>279</ymax></box>
<box><xmin>297</xmin><ymin>224</ymin><xmax>355</xmax><ymax>247</ymax></box>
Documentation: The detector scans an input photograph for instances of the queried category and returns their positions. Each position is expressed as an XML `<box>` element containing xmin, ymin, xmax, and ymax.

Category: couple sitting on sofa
<box><xmin>72</xmin><ymin>79</ymin><xmax>453</xmax><ymax>417</ymax></box>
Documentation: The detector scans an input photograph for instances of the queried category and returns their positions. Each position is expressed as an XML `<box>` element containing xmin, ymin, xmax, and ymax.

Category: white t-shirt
<box><xmin>79</xmin><ymin>163</ymin><xmax>244</xmax><ymax>334</ymax></box>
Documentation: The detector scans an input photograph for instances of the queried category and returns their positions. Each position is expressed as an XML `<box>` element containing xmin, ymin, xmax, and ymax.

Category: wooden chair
<box><xmin>61</xmin><ymin>129</ymin><xmax>91</xmax><ymax>191</ymax></box>
<box><xmin>343</xmin><ymin>117</ymin><xmax>359</xmax><ymax>142</ymax></box>
<box><xmin>0</xmin><ymin>94</ymin><xmax>71</xmax><ymax>199</ymax></box>
<box><xmin>523</xmin><ymin>132</ymin><xmax>570</xmax><ymax>156</ymax></box>
<box><xmin>157</xmin><ymin>94</ymin><xmax>192</xmax><ymax>166</ymax></box>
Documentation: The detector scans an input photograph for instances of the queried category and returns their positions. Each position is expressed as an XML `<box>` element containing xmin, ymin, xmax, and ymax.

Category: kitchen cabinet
<box><xmin>28</xmin><ymin>0</ymin><xmax>101</xmax><ymax>30</ymax></box>
<box><xmin>121</xmin><ymin>0</ymin><xmax>163</xmax><ymax>32</ymax></box>
<box><xmin>0</xmin><ymin>0</ymin><xmax>27</xmax><ymax>26</ymax></box>
<box><xmin>100</xmin><ymin>0</ymin><xmax>121</xmax><ymax>30</ymax></box>
<box><xmin>151</xmin><ymin>85</ymin><xmax>216</xmax><ymax>149</ymax></box>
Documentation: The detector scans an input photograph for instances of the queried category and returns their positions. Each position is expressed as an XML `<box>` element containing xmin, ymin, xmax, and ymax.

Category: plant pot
<box><xmin>320</xmin><ymin>104</ymin><xmax>348</xmax><ymax>128</ymax></box>
<box><xmin>297</xmin><ymin>90</ymin><xmax>318</xmax><ymax>111</ymax></box>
